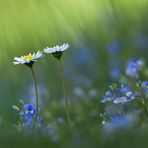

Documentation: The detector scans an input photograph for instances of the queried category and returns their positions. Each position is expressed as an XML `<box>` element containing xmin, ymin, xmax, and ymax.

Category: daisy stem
<box><xmin>59</xmin><ymin>60</ymin><xmax>71</xmax><ymax>126</ymax></box>
<box><xmin>30</xmin><ymin>66</ymin><xmax>39</xmax><ymax>129</ymax></box>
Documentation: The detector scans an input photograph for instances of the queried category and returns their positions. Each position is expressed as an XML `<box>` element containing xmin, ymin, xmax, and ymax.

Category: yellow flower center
<box><xmin>22</xmin><ymin>53</ymin><xmax>33</xmax><ymax>61</ymax></box>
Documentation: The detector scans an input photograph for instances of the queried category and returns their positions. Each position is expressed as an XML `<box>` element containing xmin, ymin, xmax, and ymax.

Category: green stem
<box><xmin>59</xmin><ymin>60</ymin><xmax>71</xmax><ymax>126</ymax></box>
<box><xmin>30</xmin><ymin>66</ymin><xmax>39</xmax><ymax>129</ymax></box>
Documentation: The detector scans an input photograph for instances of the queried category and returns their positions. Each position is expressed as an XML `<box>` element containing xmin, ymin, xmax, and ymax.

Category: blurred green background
<box><xmin>0</xmin><ymin>0</ymin><xmax>148</xmax><ymax>147</ymax></box>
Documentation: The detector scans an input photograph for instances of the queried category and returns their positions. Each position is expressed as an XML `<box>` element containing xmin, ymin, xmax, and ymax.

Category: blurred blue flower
<box><xmin>103</xmin><ymin>111</ymin><xmax>139</xmax><ymax>133</ymax></box>
<box><xmin>65</xmin><ymin>44</ymin><xmax>96</xmax><ymax>86</ymax></box>
<box><xmin>125</xmin><ymin>58</ymin><xmax>144</xmax><ymax>78</ymax></box>
<box><xmin>141</xmin><ymin>81</ymin><xmax>148</xmax><ymax>88</ymax></box>
<box><xmin>73</xmin><ymin>87</ymin><xmax>84</xmax><ymax>97</ymax></box>
<box><xmin>110</xmin><ymin>66</ymin><xmax>120</xmax><ymax>80</ymax></box>
<box><xmin>141</xmin><ymin>81</ymin><xmax>148</xmax><ymax>93</ymax></box>
<box><xmin>73</xmin><ymin>44</ymin><xmax>95</xmax><ymax>66</ymax></box>
<box><xmin>106</xmin><ymin>41</ymin><xmax>122</xmax><ymax>55</ymax></box>
<box><xmin>101</xmin><ymin>97</ymin><xmax>110</xmax><ymax>103</ymax></box>
<box><xmin>134</xmin><ymin>33</ymin><xmax>148</xmax><ymax>50</ymax></box>
<box><xmin>107</xmin><ymin>115</ymin><xmax>130</xmax><ymax>128</ymax></box>
<box><xmin>45</xmin><ymin>127</ymin><xmax>58</xmax><ymax>142</ymax></box>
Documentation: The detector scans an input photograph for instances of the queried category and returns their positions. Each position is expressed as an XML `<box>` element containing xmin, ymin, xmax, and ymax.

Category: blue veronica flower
<box><xmin>105</xmin><ymin>91</ymin><xmax>112</xmax><ymax>97</ymax></box>
<box><xmin>141</xmin><ymin>81</ymin><xmax>148</xmax><ymax>88</ymax></box>
<box><xmin>125</xmin><ymin>59</ymin><xmax>144</xmax><ymax>78</ymax></box>
<box><xmin>115</xmin><ymin>87</ymin><xmax>133</xmax><ymax>104</ymax></box>
<box><xmin>101</xmin><ymin>91</ymin><xmax>113</xmax><ymax>103</ymax></box>
<box><xmin>19</xmin><ymin>104</ymin><xmax>42</xmax><ymax>129</ymax></box>
<box><xmin>141</xmin><ymin>81</ymin><xmax>148</xmax><ymax>93</ymax></box>
<box><xmin>101</xmin><ymin>85</ymin><xmax>134</xmax><ymax>104</ymax></box>
<box><xmin>24</xmin><ymin>104</ymin><xmax>35</xmax><ymax>115</ymax></box>
<box><xmin>116</xmin><ymin>87</ymin><xmax>130</xmax><ymax>93</ymax></box>
<box><xmin>101</xmin><ymin>97</ymin><xmax>110</xmax><ymax>103</ymax></box>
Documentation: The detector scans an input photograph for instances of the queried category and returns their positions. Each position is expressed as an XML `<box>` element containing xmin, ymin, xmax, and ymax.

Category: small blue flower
<box><xmin>141</xmin><ymin>81</ymin><xmax>148</xmax><ymax>94</ymax></box>
<box><xmin>126</xmin><ymin>91</ymin><xmax>133</xmax><ymax>97</ymax></box>
<box><xmin>116</xmin><ymin>87</ymin><xmax>130</xmax><ymax>93</ymax></box>
<box><xmin>141</xmin><ymin>81</ymin><xmax>148</xmax><ymax>88</ymax></box>
<box><xmin>19</xmin><ymin>104</ymin><xmax>42</xmax><ymax>129</ymax></box>
<box><xmin>125</xmin><ymin>59</ymin><xmax>144</xmax><ymax>78</ymax></box>
<box><xmin>101</xmin><ymin>91</ymin><xmax>113</xmax><ymax>103</ymax></box>
<box><xmin>101</xmin><ymin>85</ymin><xmax>134</xmax><ymax>104</ymax></box>
<box><xmin>105</xmin><ymin>91</ymin><xmax>112</xmax><ymax>97</ymax></box>
<box><xmin>24</xmin><ymin>104</ymin><xmax>35</xmax><ymax>115</ymax></box>
<box><xmin>101</xmin><ymin>97</ymin><xmax>110</xmax><ymax>103</ymax></box>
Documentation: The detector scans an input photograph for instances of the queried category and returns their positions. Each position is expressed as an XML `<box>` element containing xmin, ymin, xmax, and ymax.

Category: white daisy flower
<box><xmin>44</xmin><ymin>43</ymin><xmax>70</xmax><ymax>54</ymax></box>
<box><xmin>44</xmin><ymin>43</ymin><xmax>70</xmax><ymax>60</ymax></box>
<box><xmin>13</xmin><ymin>51</ymin><xmax>43</xmax><ymax>66</ymax></box>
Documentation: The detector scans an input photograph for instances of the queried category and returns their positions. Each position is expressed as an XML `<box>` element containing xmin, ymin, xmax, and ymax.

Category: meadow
<box><xmin>0</xmin><ymin>0</ymin><xmax>148</xmax><ymax>147</ymax></box>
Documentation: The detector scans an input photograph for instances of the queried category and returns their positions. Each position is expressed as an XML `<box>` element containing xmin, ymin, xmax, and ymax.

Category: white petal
<box><xmin>13</xmin><ymin>61</ymin><xmax>21</xmax><ymax>65</ymax></box>
<box><xmin>44</xmin><ymin>43</ymin><xmax>70</xmax><ymax>54</ymax></box>
<box><xmin>14</xmin><ymin>57</ymin><xmax>23</xmax><ymax>62</ymax></box>
<box><xmin>44</xmin><ymin>47</ymin><xmax>53</xmax><ymax>54</ymax></box>
<box><xmin>32</xmin><ymin>51</ymin><xmax>43</xmax><ymax>60</ymax></box>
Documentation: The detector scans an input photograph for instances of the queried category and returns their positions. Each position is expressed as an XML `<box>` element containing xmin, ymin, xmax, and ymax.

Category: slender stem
<box><xmin>30</xmin><ymin>66</ymin><xmax>39</xmax><ymax>129</ymax></box>
<box><xmin>59</xmin><ymin>60</ymin><xmax>71</xmax><ymax>126</ymax></box>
